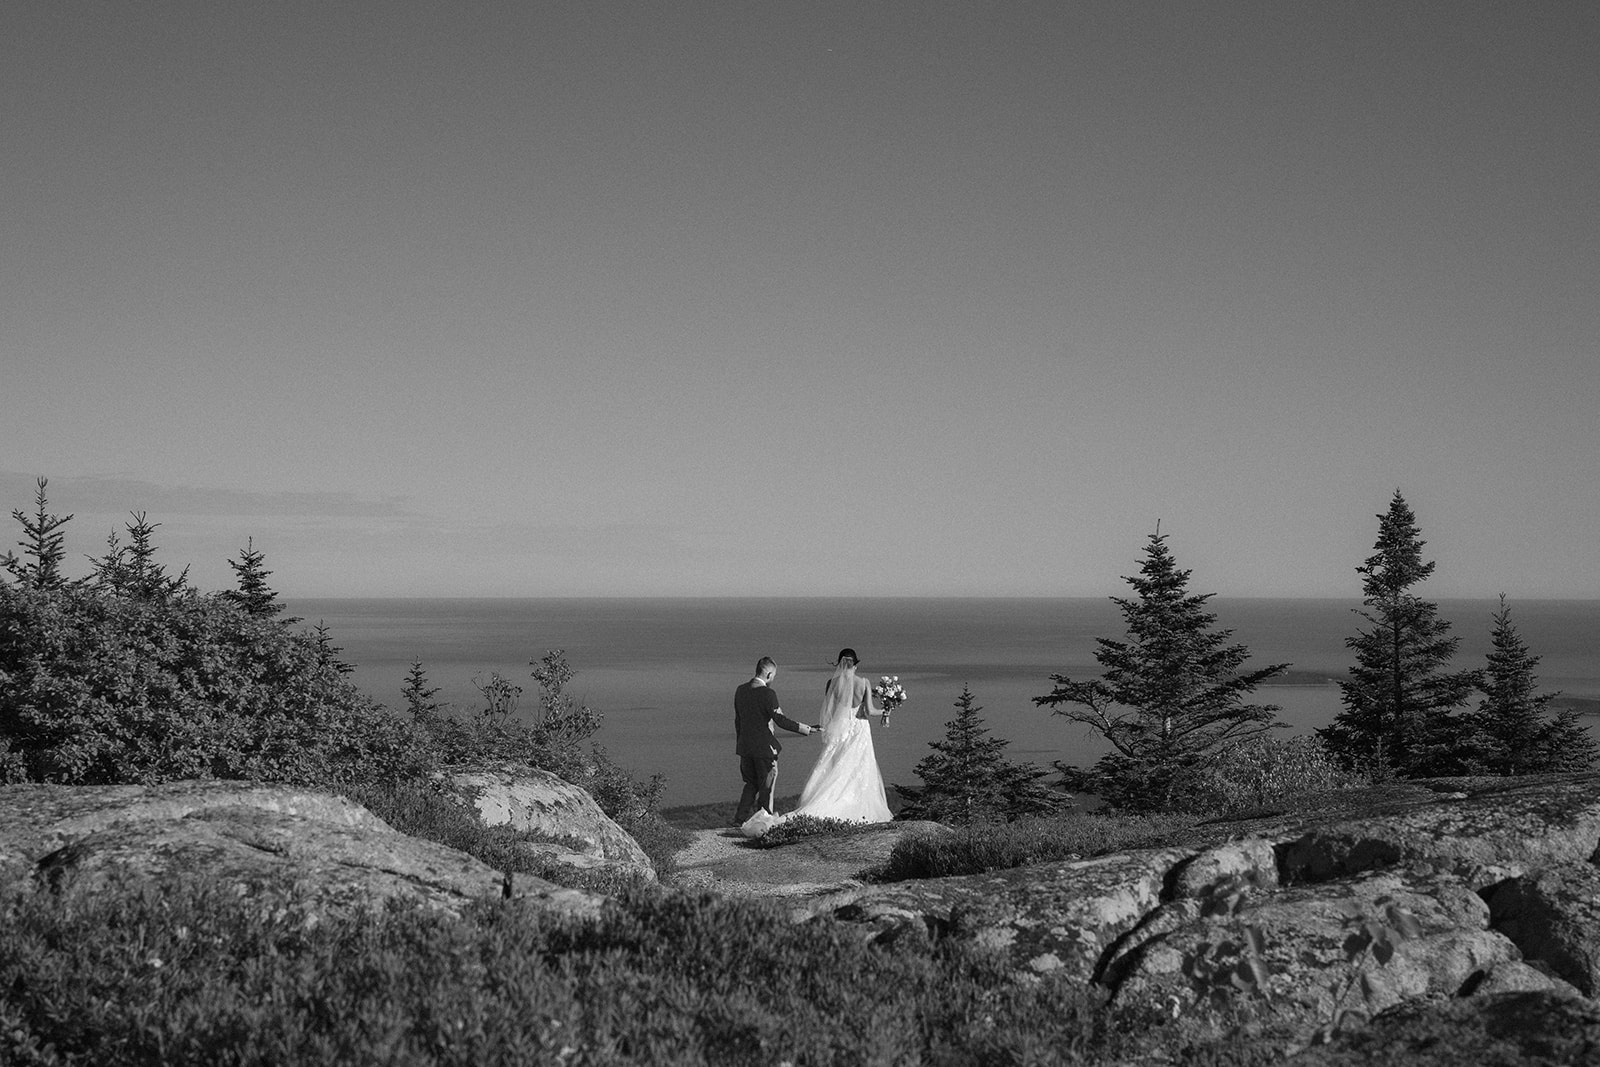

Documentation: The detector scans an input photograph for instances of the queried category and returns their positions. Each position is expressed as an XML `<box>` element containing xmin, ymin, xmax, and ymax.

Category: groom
<box><xmin>733</xmin><ymin>656</ymin><xmax>817</xmax><ymax>825</ymax></box>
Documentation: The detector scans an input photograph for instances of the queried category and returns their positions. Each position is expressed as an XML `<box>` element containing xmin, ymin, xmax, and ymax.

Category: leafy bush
<box><xmin>1174</xmin><ymin>735</ymin><xmax>1370</xmax><ymax>816</ymax></box>
<box><xmin>879</xmin><ymin>811</ymin><xmax>1199</xmax><ymax>881</ymax></box>
<box><xmin>605</xmin><ymin>805</ymin><xmax>690</xmax><ymax>882</ymax></box>
<box><xmin>0</xmin><ymin>584</ymin><xmax>427</xmax><ymax>788</ymax></box>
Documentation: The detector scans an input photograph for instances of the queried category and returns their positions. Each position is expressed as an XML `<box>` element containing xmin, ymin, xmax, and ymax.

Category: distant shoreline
<box><xmin>1557</xmin><ymin>696</ymin><xmax>1600</xmax><ymax>717</ymax></box>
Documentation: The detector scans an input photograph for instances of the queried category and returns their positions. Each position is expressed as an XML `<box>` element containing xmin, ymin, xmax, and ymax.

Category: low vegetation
<box><xmin>0</xmin><ymin>871</ymin><xmax>1297</xmax><ymax>1067</ymax></box>
<box><xmin>1175</xmin><ymin>736</ymin><xmax>1369</xmax><ymax>817</ymax></box>
<box><xmin>744</xmin><ymin>812</ymin><xmax>883</xmax><ymax>848</ymax></box>
<box><xmin>878</xmin><ymin>810</ymin><xmax>1200</xmax><ymax>882</ymax></box>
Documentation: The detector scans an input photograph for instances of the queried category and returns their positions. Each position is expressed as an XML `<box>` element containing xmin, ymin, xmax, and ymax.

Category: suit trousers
<box><xmin>735</xmin><ymin>754</ymin><xmax>779</xmax><ymax>824</ymax></box>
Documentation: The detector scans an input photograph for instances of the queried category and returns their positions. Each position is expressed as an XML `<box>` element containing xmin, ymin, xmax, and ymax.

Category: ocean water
<box><xmin>285</xmin><ymin>597</ymin><xmax>1600</xmax><ymax>807</ymax></box>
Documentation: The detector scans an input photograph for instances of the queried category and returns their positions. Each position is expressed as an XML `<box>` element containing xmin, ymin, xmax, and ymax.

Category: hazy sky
<box><xmin>4</xmin><ymin>2</ymin><xmax>1597</xmax><ymax>598</ymax></box>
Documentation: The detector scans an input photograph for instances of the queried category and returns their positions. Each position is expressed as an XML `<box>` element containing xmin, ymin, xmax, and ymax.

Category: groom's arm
<box><xmin>771</xmin><ymin>708</ymin><xmax>813</xmax><ymax>736</ymax></box>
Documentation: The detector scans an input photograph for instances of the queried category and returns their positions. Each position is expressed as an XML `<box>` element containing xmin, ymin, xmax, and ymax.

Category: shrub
<box><xmin>0</xmin><ymin>584</ymin><xmax>427</xmax><ymax>788</ymax></box>
<box><xmin>879</xmin><ymin>811</ymin><xmax>1199</xmax><ymax>881</ymax></box>
<box><xmin>1174</xmin><ymin>735</ymin><xmax>1370</xmax><ymax>816</ymax></box>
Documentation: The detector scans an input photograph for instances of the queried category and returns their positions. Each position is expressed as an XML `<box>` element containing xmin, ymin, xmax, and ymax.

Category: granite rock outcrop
<box><xmin>0</xmin><ymin>780</ymin><xmax>606</xmax><ymax>921</ymax></box>
<box><xmin>446</xmin><ymin>762</ymin><xmax>656</xmax><ymax>883</ymax></box>
<box><xmin>783</xmin><ymin>773</ymin><xmax>1600</xmax><ymax>1041</ymax></box>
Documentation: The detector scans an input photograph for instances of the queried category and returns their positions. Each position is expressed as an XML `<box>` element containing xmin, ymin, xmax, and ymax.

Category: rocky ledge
<box><xmin>0</xmin><ymin>772</ymin><xmax>623</xmax><ymax>922</ymax></box>
<box><xmin>767</xmin><ymin>773</ymin><xmax>1600</xmax><ymax>1044</ymax></box>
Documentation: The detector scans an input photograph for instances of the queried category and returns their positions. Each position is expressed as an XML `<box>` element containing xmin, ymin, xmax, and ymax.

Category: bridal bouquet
<box><xmin>872</xmin><ymin>675</ymin><xmax>907</xmax><ymax>727</ymax></box>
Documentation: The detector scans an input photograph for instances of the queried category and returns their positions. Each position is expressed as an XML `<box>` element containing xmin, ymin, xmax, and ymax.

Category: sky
<box><xmin>3</xmin><ymin>2</ymin><xmax>1598</xmax><ymax>599</ymax></box>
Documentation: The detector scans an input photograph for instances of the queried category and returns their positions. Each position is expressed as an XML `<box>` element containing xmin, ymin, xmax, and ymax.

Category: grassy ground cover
<box><xmin>1</xmin><ymin>875</ymin><xmax>1161</xmax><ymax>1066</ymax></box>
<box><xmin>876</xmin><ymin>811</ymin><xmax>1201</xmax><ymax>881</ymax></box>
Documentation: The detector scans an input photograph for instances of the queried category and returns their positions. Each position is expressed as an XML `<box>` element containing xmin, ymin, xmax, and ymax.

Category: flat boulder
<box><xmin>806</xmin><ymin>847</ymin><xmax>1193</xmax><ymax>981</ymax></box>
<box><xmin>0</xmin><ymin>781</ymin><xmax>605</xmax><ymax>921</ymax></box>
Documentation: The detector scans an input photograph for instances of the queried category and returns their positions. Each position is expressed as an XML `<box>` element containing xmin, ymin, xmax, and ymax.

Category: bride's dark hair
<box><xmin>836</xmin><ymin>648</ymin><xmax>859</xmax><ymax>667</ymax></box>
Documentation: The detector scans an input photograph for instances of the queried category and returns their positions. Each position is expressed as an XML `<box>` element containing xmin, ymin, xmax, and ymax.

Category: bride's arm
<box><xmin>862</xmin><ymin>678</ymin><xmax>881</xmax><ymax>716</ymax></box>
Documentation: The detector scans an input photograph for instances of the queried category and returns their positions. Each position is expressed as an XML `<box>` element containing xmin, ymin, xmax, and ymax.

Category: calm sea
<box><xmin>284</xmin><ymin>597</ymin><xmax>1600</xmax><ymax>808</ymax></box>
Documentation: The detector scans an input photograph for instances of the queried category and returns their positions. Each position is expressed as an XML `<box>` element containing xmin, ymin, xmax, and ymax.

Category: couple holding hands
<box><xmin>733</xmin><ymin>648</ymin><xmax>891</xmax><ymax>836</ymax></box>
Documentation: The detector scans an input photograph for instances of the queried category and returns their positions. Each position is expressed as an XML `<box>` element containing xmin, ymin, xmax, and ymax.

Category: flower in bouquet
<box><xmin>872</xmin><ymin>675</ymin><xmax>907</xmax><ymax>726</ymax></box>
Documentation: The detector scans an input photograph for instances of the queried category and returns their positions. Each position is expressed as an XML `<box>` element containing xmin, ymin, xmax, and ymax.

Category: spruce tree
<box><xmin>1319</xmin><ymin>491</ymin><xmax>1478</xmax><ymax>777</ymax></box>
<box><xmin>895</xmin><ymin>685</ymin><xmax>1058</xmax><ymax>823</ymax></box>
<box><xmin>402</xmin><ymin>658</ymin><xmax>445</xmax><ymax>723</ymax></box>
<box><xmin>2</xmin><ymin>477</ymin><xmax>72</xmax><ymax>590</ymax></box>
<box><xmin>312</xmin><ymin>620</ymin><xmax>354</xmax><ymax>675</ymax></box>
<box><xmin>1472</xmin><ymin>595</ymin><xmax>1597</xmax><ymax>774</ymax></box>
<box><xmin>88</xmin><ymin>513</ymin><xmax>188</xmax><ymax>598</ymax></box>
<box><xmin>1035</xmin><ymin>528</ymin><xmax>1287</xmax><ymax>812</ymax></box>
<box><xmin>222</xmin><ymin>538</ymin><xmax>296</xmax><ymax>621</ymax></box>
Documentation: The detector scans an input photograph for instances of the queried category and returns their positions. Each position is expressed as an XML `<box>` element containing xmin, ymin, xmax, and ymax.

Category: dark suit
<box><xmin>733</xmin><ymin>679</ymin><xmax>810</xmax><ymax>823</ymax></box>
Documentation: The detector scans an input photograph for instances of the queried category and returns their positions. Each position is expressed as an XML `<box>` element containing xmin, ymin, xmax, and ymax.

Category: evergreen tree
<box><xmin>1472</xmin><ymin>595</ymin><xmax>1597</xmax><ymax>774</ymax></box>
<box><xmin>401</xmin><ymin>658</ymin><xmax>445</xmax><ymax>724</ymax></box>
<box><xmin>895</xmin><ymin>685</ymin><xmax>1059</xmax><ymax>823</ymax></box>
<box><xmin>1319</xmin><ymin>491</ymin><xmax>1478</xmax><ymax>777</ymax></box>
<box><xmin>87</xmin><ymin>513</ymin><xmax>188</xmax><ymax>598</ymax></box>
<box><xmin>312</xmin><ymin>620</ymin><xmax>355</xmax><ymax>675</ymax></box>
<box><xmin>2</xmin><ymin>477</ymin><xmax>72</xmax><ymax>590</ymax></box>
<box><xmin>1035</xmin><ymin>528</ymin><xmax>1287</xmax><ymax>812</ymax></box>
<box><xmin>222</xmin><ymin>538</ymin><xmax>296</xmax><ymax>621</ymax></box>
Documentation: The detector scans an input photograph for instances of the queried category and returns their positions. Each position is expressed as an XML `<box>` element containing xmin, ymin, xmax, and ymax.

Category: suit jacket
<box><xmin>734</xmin><ymin>680</ymin><xmax>809</xmax><ymax>758</ymax></box>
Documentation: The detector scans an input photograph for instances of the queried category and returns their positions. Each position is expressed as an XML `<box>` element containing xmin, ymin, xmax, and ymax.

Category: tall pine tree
<box><xmin>1319</xmin><ymin>491</ymin><xmax>1478</xmax><ymax>777</ymax></box>
<box><xmin>895</xmin><ymin>685</ymin><xmax>1058</xmax><ymax>823</ymax></box>
<box><xmin>2</xmin><ymin>477</ymin><xmax>72</xmax><ymax>590</ymax></box>
<box><xmin>1472</xmin><ymin>595</ymin><xmax>1597</xmax><ymax>774</ymax></box>
<box><xmin>1035</xmin><ymin>528</ymin><xmax>1287</xmax><ymax>812</ymax></box>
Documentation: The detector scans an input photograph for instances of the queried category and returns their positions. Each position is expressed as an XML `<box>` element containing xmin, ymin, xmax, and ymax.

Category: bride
<box><xmin>741</xmin><ymin>648</ymin><xmax>891</xmax><ymax>836</ymax></box>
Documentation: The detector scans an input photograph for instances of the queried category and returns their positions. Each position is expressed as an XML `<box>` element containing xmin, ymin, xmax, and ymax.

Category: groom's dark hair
<box><xmin>755</xmin><ymin>656</ymin><xmax>777</xmax><ymax>675</ymax></box>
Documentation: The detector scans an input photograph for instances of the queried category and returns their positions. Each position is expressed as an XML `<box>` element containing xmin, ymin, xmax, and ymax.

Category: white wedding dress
<box><xmin>740</xmin><ymin>668</ymin><xmax>891</xmax><ymax>837</ymax></box>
